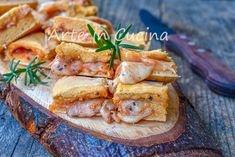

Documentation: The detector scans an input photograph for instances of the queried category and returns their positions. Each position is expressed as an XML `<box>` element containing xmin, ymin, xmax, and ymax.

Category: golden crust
<box><xmin>38</xmin><ymin>1</ymin><xmax>97</xmax><ymax>19</ymax></box>
<box><xmin>144</xmin><ymin>102</ymin><xmax>167</xmax><ymax>121</ymax></box>
<box><xmin>52</xmin><ymin>16</ymin><xmax>103</xmax><ymax>33</ymax></box>
<box><xmin>147</xmin><ymin>71</ymin><xmax>178</xmax><ymax>83</ymax></box>
<box><xmin>45</xmin><ymin>16</ymin><xmax>103</xmax><ymax>47</ymax></box>
<box><xmin>121</xmin><ymin>48</ymin><xmax>173</xmax><ymax>62</ymax></box>
<box><xmin>115</xmin><ymin>61</ymin><xmax>178</xmax><ymax>84</ymax></box>
<box><xmin>0</xmin><ymin>0</ymin><xmax>38</xmax><ymax>15</ymax></box>
<box><xmin>66</xmin><ymin>5</ymin><xmax>98</xmax><ymax>18</ymax></box>
<box><xmin>53</xmin><ymin>76</ymin><xmax>109</xmax><ymax>104</ymax></box>
<box><xmin>0</xmin><ymin>5</ymin><xmax>40</xmax><ymax>53</ymax></box>
<box><xmin>113</xmin><ymin>81</ymin><xmax>169</xmax><ymax>104</ymax></box>
<box><xmin>55</xmin><ymin>42</ymin><xmax>111</xmax><ymax>63</ymax></box>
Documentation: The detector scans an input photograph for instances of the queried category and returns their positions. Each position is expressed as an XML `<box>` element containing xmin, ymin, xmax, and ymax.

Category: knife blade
<box><xmin>139</xmin><ymin>9</ymin><xmax>235</xmax><ymax>97</ymax></box>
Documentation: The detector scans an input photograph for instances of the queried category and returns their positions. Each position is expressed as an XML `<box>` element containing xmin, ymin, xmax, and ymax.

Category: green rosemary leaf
<box><xmin>3</xmin><ymin>73</ymin><xmax>13</xmax><ymax>77</ymax></box>
<box><xmin>9</xmin><ymin>59</ymin><xmax>14</xmax><ymax>71</ymax></box>
<box><xmin>30</xmin><ymin>61</ymin><xmax>46</xmax><ymax>69</ymax></box>
<box><xmin>13</xmin><ymin>60</ymin><xmax>20</xmax><ymax>71</ymax></box>
<box><xmin>88</xmin><ymin>23</ymin><xmax>143</xmax><ymax>69</ymax></box>
<box><xmin>14</xmin><ymin>73</ymin><xmax>19</xmax><ymax>82</ymax></box>
<box><xmin>37</xmin><ymin>69</ymin><xmax>49</xmax><ymax>78</ymax></box>
<box><xmin>7</xmin><ymin>75</ymin><xmax>14</xmax><ymax>84</ymax></box>
<box><xmin>24</xmin><ymin>72</ymin><xmax>28</xmax><ymax>86</ymax></box>
<box><xmin>115</xmin><ymin>45</ymin><xmax>121</xmax><ymax>61</ymax></box>
<box><xmin>0</xmin><ymin>56</ymin><xmax>49</xmax><ymax>86</ymax></box>
<box><xmin>28</xmin><ymin>57</ymin><xmax>37</xmax><ymax>67</ymax></box>
<box><xmin>101</xmin><ymin>37</ymin><xmax>113</xmax><ymax>46</ymax></box>
<box><xmin>96</xmin><ymin>45</ymin><xmax>113</xmax><ymax>52</ymax></box>
<box><xmin>33</xmin><ymin>71</ymin><xmax>47</xmax><ymax>84</ymax></box>
<box><xmin>109</xmin><ymin>49</ymin><xmax>116</xmax><ymax>69</ymax></box>
<box><xmin>119</xmin><ymin>44</ymin><xmax>143</xmax><ymax>50</ymax></box>
<box><xmin>0</xmin><ymin>77</ymin><xmax>9</xmax><ymax>82</ymax></box>
<box><xmin>117</xmin><ymin>24</ymin><xmax>132</xmax><ymax>43</ymax></box>
<box><xmin>15</xmin><ymin>68</ymin><xmax>26</xmax><ymax>74</ymax></box>
<box><xmin>27</xmin><ymin>70</ymin><xmax>35</xmax><ymax>85</ymax></box>
<box><xmin>87</xmin><ymin>24</ymin><xmax>103</xmax><ymax>47</ymax></box>
<box><xmin>101</xmin><ymin>27</ymin><xmax>111</xmax><ymax>40</ymax></box>
<box><xmin>34</xmin><ymin>75</ymin><xmax>45</xmax><ymax>84</ymax></box>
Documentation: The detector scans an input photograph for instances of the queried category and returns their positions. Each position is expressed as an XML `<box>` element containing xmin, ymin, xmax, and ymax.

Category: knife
<box><xmin>139</xmin><ymin>9</ymin><xmax>235</xmax><ymax>97</ymax></box>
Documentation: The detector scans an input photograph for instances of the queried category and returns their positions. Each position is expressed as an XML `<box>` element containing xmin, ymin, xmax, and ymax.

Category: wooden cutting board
<box><xmin>0</xmin><ymin>60</ymin><xmax>222</xmax><ymax>156</ymax></box>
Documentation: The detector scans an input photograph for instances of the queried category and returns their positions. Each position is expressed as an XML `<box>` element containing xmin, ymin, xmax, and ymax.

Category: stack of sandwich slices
<box><xmin>50</xmin><ymin>41</ymin><xmax>178</xmax><ymax>124</ymax></box>
<box><xmin>0</xmin><ymin>0</ymin><xmax>178</xmax><ymax>124</ymax></box>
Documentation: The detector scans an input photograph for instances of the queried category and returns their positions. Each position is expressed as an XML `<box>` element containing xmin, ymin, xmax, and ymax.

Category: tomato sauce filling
<box><xmin>11</xmin><ymin>47</ymin><xmax>41</xmax><ymax>63</ymax></box>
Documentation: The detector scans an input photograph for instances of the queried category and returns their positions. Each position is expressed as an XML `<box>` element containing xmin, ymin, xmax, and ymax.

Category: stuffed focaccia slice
<box><xmin>52</xmin><ymin>76</ymin><xmax>109</xmax><ymax>105</ymax></box>
<box><xmin>45</xmin><ymin>16</ymin><xmax>104</xmax><ymax>47</ymax></box>
<box><xmin>0</xmin><ymin>5</ymin><xmax>40</xmax><ymax>53</ymax></box>
<box><xmin>111</xmin><ymin>49</ymin><xmax>178</xmax><ymax>87</ymax></box>
<box><xmin>38</xmin><ymin>1</ymin><xmax>97</xmax><ymax>19</ymax></box>
<box><xmin>113</xmin><ymin>81</ymin><xmax>169</xmax><ymax>123</ymax></box>
<box><xmin>5</xmin><ymin>32</ymin><xmax>58</xmax><ymax>64</ymax></box>
<box><xmin>51</xmin><ymin>42</ymin><xmax>114</xmax><ymax>78</ymax></box>
<box><xmin>50</xmin><ymin>76</ymin><xmax>120</xmax><ymax>123</ymax></box>
<box><xmin>114</xmin><ymin>60</ymin><xmax>178</xmax><ymax>85</ymax></box>
<box><xmin>120</xmin><ymin>49</ymin><xmax>178</xmax><ymax>78</ymax></box>
<box><xmin>0</xmin><ymin>0</ymin><xmax>38</xmax><ymax>15</ymax></box>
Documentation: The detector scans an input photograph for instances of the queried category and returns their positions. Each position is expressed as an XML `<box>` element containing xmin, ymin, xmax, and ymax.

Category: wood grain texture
<box><xmin>0</xmin><ymin>81</ymin><xmax>222</xmax><ymax>156</ymax></box>
<box><xmin>159</xmin><ymin>0</ymin><xmax>235</xmax><ymax>157</ymax></box>
<box><xmin>0</xmin><ymin>0</ymin><xmax>234</xmax><ymax>156</ymax></box>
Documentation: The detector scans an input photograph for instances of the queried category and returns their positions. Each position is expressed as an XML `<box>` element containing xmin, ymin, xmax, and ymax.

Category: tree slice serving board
<box><xmin>0</xmin><ymin>60</ymin><xmax>222</xmax><ymax>156</ymax></box>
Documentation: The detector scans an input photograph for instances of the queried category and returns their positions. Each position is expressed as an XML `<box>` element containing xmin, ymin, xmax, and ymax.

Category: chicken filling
<box><xmin>117</xmin><ymin>100</ymin><xmax>153</xmax><ymax>123</ymax></box>
<box><xmin>51</xmin><ymin>57</ymin><xmax>113</xmax><ymax>77</ymax></box>
<box><xmin>66</xmin><ymin>99</ymin><xmax>120</xmax><ymax>123</ymax></box>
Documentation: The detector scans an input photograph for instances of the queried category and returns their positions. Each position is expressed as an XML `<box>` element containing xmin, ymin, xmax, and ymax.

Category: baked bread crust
<box><xmin>0</xmin><ymin>0</ymin><xmax>38</xmax><ymax>15</ymax></box>
<box><xmin>56</xmin><ymin>42</ymin><xmax>111</xmax><ymax>63</ymax></box>
<box><xmin>0</xmin><ymin>5</ymin><xmax>40</xmax><ymax>53</ymax></box>
<box><xmin>46</xmin><ymin>16</ymin><xmax>104</xmax><ymax>47</ymax></box>
<box><xmin>52</xmin><ymin>76</ymin><xmax>109</xmax><ymax>104</ymax></box>
<box><xmin>113</xmin><ymin>82</ymin><xmax>169</xmax><ymax>103</ymax></box>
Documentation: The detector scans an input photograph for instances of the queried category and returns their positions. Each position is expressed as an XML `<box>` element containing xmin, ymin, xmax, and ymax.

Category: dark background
<box><xmin>0</xmin><ymin>0</ymin><xmax>235</xmax><ymax>156</ymax></box>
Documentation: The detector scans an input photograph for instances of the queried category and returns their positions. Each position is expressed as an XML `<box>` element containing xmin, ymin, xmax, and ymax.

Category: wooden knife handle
<box><xmin>166</xmin><ymin>34</ymin><xmax>235</xmax><ymax>97</ymax></box>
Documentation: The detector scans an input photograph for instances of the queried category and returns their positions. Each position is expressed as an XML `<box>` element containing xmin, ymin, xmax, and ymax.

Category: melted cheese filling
<box><xmin>51</xmin><ymin>57</ymin><xmax>112</xmax><ymax>76</ymax></box>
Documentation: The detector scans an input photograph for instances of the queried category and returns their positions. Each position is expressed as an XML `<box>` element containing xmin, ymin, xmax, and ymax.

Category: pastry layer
<box><xmin>51</xmin><ymin>43</ymin><xmax>114</xmax><ymax>78</ymax></box>
<box><xmin>52</xmin><ymin>76</ymin><xmax>109</xmax><ymax>104</ymax></box>
<box><xmin>115</xmin><ymin>61</ymin><xmax>178</xmax><ymax>84</ymax></box>
<box><xmin>46</xmin><ymin>16</ymin><xmax>104</xmax><ymax>47</ymax></box>
<box><xmin>5</xmin><ymin>32</ymin><xmax>54</xmax><ymax>64</ymax></box>
<box><xmin>56</xmin><ymin>42</ymin><xmax>111</xmax><ymax>63</ymax></box>
<box><xmin>0</xmin><ymin>5</ymin><xmax>40</xmax><ymax>53</ymax></box>
<box><xmin>38</xmin><ymin>1</ymin><xmax>97</xmax><ymax>19</ymax></box>
<box><xmin>0</xmin><ymin>0</ymin><xmax>38</xmax><ymax>15</ymax></box>
<box><xmin>113</xmin><ymin>81</ymin><xmax>169</xmax><ymax>104</ymax></box>
<box><xmin>121</xmin><ymin>48</ymin><xmax>173</xmax><ymax>62</ymax></box>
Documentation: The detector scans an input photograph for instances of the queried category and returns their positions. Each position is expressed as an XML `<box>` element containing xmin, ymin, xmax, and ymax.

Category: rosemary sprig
<box><xmin>87</xmin><ymin>23</ymin><xmax>143</xmax><ymax>68</ymax></box>
<box><xmin>0</xmin><ymin>57</ymin><xmax>50</xmax><ymax>86</ymax></box>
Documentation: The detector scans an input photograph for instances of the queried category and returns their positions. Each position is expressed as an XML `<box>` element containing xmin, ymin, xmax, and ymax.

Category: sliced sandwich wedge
<box><xmin>113</xmin><ymin>81</ymin><xmax>169</xmax><ymax>123</ymax></box>
<box><xmin>0</xmin><ymin>5</ymin><xmax>40</xmax><ymax>53</ymax></box>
